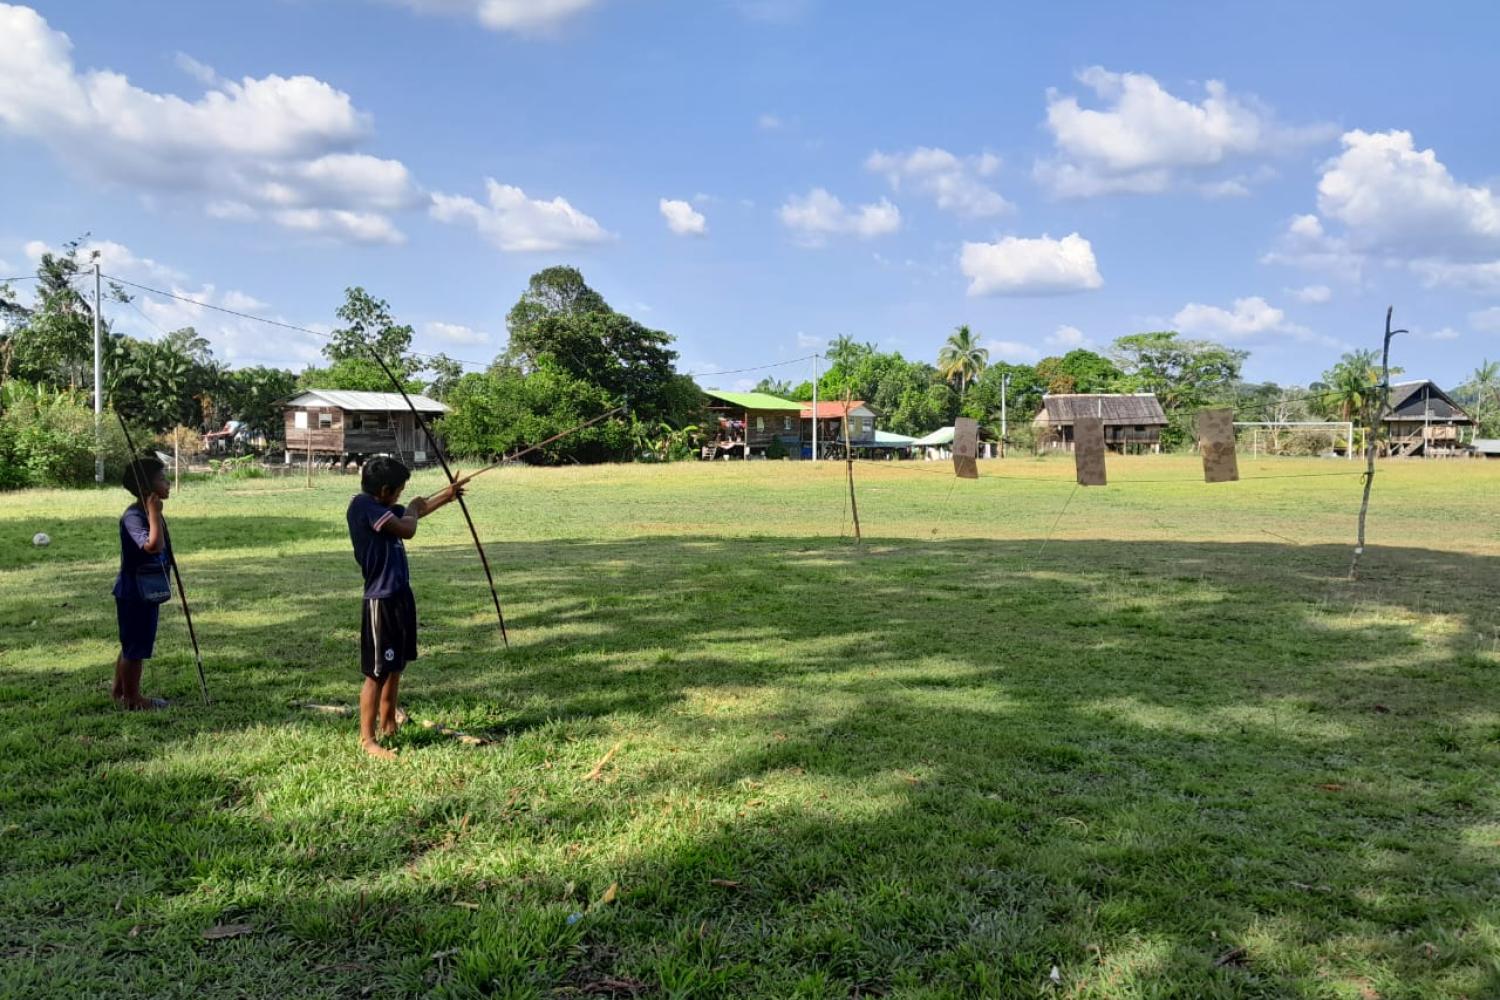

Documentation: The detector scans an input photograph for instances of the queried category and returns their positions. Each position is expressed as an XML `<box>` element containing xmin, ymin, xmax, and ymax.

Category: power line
<box><xmin>102</xmin><ymin>272</ymin><xmax>811</xmax><ymax>384</ymax></box>
<box><xmin>690</xmin><ymin>354</ymin><xmax>816</xmax><ymax>379</ymax></box>
<box><xmin>99</xmin><ymin>273</ymin><xmax>498</xmax><ymax>373</ymax></box>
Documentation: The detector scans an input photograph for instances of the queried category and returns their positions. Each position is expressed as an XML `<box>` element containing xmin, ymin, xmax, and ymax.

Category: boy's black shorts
<box><xmin>360</xmin><ymin>588</ymin><xmax>417</xmax><ymax>679</ymax></box>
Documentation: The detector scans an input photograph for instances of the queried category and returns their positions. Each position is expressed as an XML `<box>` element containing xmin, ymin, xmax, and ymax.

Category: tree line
<box><xmin>3</xmin><ymin>236</ymin><xmax>1497</xmax><ymax>487</ymax></box>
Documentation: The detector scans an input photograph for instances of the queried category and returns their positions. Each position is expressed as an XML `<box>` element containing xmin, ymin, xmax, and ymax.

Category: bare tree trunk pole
<box><xmin>842</xmin><ymin>390</ymin><xmax>861</xmax><ymax>544</ymax></box>
<box><xmin>1349</xmin><ymin>306</ymin><xmax>1406</xmax><ymax>580</ymax></box>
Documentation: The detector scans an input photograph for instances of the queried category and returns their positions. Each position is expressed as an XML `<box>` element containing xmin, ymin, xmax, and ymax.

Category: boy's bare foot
<box><xmin>378</xmin><ymin>707</ymin><xmax>408</xmax><ymax>739</ymax></box>
<box><xmin>361</xmin><ymin>738</ymin><xmax>398</xmax><ymax>760</ymax></box>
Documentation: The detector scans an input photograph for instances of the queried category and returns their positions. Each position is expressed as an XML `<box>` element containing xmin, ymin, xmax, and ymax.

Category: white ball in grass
<box><xmin>33</xmin><ymin>532</ymin><xmax>50</xmax><ymax>547</ymax></box>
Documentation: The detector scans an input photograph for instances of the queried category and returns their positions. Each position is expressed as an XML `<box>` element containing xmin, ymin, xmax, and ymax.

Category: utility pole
<box><xmin>93</xmin><ymin>262</ymin><xmax>104</xmax><ymax>484</ymax></box>
<box><xmin>1000</xmin><ymin>372</ymin><xmax>1010</xmax><ymax>459</ymax></box>
<box><xmin>811</xmin><ymin>353</ymin><xmax>820</xmax><ymax>463</ymax></box>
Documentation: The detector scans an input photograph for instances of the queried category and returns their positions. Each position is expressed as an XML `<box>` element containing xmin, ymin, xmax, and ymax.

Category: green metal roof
<box><xmin>872</xmin><ymin>430</ymin><xmax>916</xmax><ymax>446</ymax></box>
<box><xmin>703</xmin><ymin>390</ymin><xmax>804</xmax><ymax>411</ymax></box>
<box><xmin>911</xmin><ymin>426</ymin><xmax>955</xmax><ymax>446</ymax></box>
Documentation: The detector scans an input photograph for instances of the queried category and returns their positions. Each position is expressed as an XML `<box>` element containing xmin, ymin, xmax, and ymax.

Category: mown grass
<box><xmin>1</xmin><ymin>456</ymin><xmax>1497</xmax><ymax>998</ymax></box>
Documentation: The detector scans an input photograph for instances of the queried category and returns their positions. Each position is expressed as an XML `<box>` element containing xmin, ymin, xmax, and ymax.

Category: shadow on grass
<box><xmin>2</xmin><ymin>535</ymin><xmax>1497</xmax><ymax>996</ymax></box>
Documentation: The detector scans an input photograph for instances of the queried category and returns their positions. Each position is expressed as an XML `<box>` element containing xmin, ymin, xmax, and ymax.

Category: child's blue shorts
<box><xmin>116</xmin><ymin>597</ymin><xmax>160</xmax><ymax>660</ymax></box>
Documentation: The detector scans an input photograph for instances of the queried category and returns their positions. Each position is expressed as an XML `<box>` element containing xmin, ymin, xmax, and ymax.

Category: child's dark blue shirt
<box><xmin>113</xmin><ymin>505</ymin><xmax>173</xmax><ymax>600</ymax></box>
<box><xmin>347</xmin><ymin>493</ymin><xmax>410</xmax><ymax>598</ymax></box>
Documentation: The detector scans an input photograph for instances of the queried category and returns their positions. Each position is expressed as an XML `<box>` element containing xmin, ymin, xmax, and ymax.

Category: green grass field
<box><xmin>2</xmin><ymin>456</ymin><xmax>1498</xmax><ymax>998</ymax></box>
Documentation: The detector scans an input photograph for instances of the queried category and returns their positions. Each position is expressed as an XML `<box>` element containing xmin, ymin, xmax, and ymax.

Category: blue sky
<box><xmin>3</xmin><ymin>0</ymin><xmax>1499</xmax><ymax>390</ymax></box>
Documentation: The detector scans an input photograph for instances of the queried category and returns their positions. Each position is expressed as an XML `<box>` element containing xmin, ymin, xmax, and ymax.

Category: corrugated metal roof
<box><xmin>871</xmin><ymin>430</ymin><xmax>916</xmax><ymax>446</ymax></box>
<box><xmin>912</xmin><ymin>426</ymin><xmax>956</xmax><ymax>446</ymax></box>
<box><xmin>1473</xmin><ymin>439</ymin><xmax>1500</xmax><ymax>454</ymax></box>
<box><xmin>703</xmin><ymin>390</ymin><xmax>804</xmax><ymax>411</ymax></box>
<box><xmin>286</xmin><ymin>390</ymin><xmax>448</xmax><ymax>412</ymax></box>
<box><xmin>800</xmin><ymin>400</ymin><xmax>874</xmax><ymax>418</ymax></box>
<box><xmin>1033</xmin><ymin>393</ymin><xmax>1167</xmax><ymax>426</ymax></box>
<box><xmin>1385</xmin><ymin>380</ymin><xmax>1471</xmax><ymax>421</ymax></box>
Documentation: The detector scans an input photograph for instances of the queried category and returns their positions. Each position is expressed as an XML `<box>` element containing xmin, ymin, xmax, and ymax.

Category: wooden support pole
<box><xmin>1350</xmin><ymin>306</ymin><xmax>1406</xmax><ymax>580</ymax></box>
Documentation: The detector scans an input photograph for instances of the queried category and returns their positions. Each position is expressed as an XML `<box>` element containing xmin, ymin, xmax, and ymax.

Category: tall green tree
<box><xmin>217</xmin><ymin>366</ymin><xmax>299</xmax><ymax>439</ymax></box>
<box><xmin>936</xmin><ymin>324</ymin><xmax>989</xmax><ymax>399</ymax></box>
<box><xmin>504</xmin><ymin>266</ymin><xmax>611</xmax><ymax>370</ymax></box>
<box><xmin>322</xmin><ymin>287</ymin><xmax>418</xmax><ymax>376</ymax></box>
<box><xmin>1034</xmin><ymin>349</ymin><xmax>1121</xmax><ymax>395</ymax></box>
<box><xmin>1457</xmin><ymin>359</ymin><xmax>1500</xmax><ymax>436</ymax></box>
<box><xmin>3</xmin><ymin>237</ymin><xmax>130</xmax><ymax>391</ymax></box>
<box><xmin>1109</xmin><ymin>332</ymin><xmax>1246</xmax><ymax>411</ymax></box>
<box><xmin>966</xmin><ymin>362</ymin><xmax>1045</xmax><ymax>428</ymax></box>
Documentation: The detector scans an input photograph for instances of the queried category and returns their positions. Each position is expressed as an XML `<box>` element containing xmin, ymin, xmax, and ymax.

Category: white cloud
<box><xmin>1317</xmin><ymin>130</ymin><xmax>1500</xmax><ymax>259</ymax></box>
<box><xmin>0</xmin><ymin>5</ymin><xmax>416</xmax><ymax>243</ymax></box>
<box><xmin>137</xmin><ymin>282</ymin><xmax>324</xmax><ymax>367</ymax></box>
<box><xmin>1470</xmin><ymin>306</ymin><xmax>1500</xmax><ymax>333</ymax></box>
<box><xmin>1412</xmin><ymin>260</ymin><xmax>1500</xmax><ymax>294</ymax></box>
<box><xmin>659</xmin><ymin>198</ymin><xmax>707</xmax><ymax>236</ymax></box>
<box><xmin>29</xmin><ymin>237</ymin><xmax>320</xmax><ymax>368</ymax></box>
<box><xmin>430</xmin><ymin>179</ymin><xmax>610</xmax><ymax>252</ymax></box>
<box><xmin>1036</xmin><ymin>67</ymin><xmax>1332</xmax><ymax>197</ymax></box>
<box><xmin>1045</xmin><ymin>324</ymin><xmax>1091</xmax><ymax>348</ymax></box>
<box><xmin>959</xmin><ymin>233</ymin><xmax>1102</xmax><ymax>296</ymax></box>
<box><xmin>1261</xmin><ymin>213</ymin><xmax>1364</xmax><ymax>281</ymax></box>
<box><xmin>271</xmin><ymin>208</ymin><xmax>406</xmax><ymax>245</ymax></box>
<box><xmin>1268</xmin><ymin>131</ymin><xmax>1500</xmax><ymax>294</ymax></box>
<box><xmin>426</xmin><ymin>321</ymin><xmax>489</xmax><ymax>345</ymax></box>
<box><xmin>173</xmin><ymin>52</ymin><xmax>220</xmax><ymax>86</ymax></box>
<box><xmin>778</xmin><ymin>188</ymin><xmax>901</xmax><ymax>245</ymax></box>
<box><xmin>865</xmin><ymin>147</ymin><xmax>1010</xmax><ymax>218</ymax></box>
<box><xmin>1171</xmin><ymin>295</ymin><xmax>1317</xmax><ymax>342</ymax></box>
<box><xmin>1423</xmin><ymin>327</ymin><xmax>1461</xmax><ymax>341</ymax></box>
<box><xmin>757</xmin><ymin>113</ymin><xmax>783</xmax><ymax>131</ymax></box>
<box><xmin>796</xmin><ymin>332</ymin><xmax>822</xmax><ymax>349</ymax></box>
<box><xmin>1289</xmin><ymin>284</ymin><xmax>1332</xmax><ymax>303</ymax></box>
<box><xmin>24</xmin><ymin>238</ymin><xmax>184</xmax><ymax>284</ymax></box>
<box><xmin>983</xmin><ymin>339</ymin><xmax>1041</xmax><ymax>363</ymax></box>
<box><xmin>383</xmin><ymin>0</ymin><xmax>601</xmax><ymax>32</ymax></box>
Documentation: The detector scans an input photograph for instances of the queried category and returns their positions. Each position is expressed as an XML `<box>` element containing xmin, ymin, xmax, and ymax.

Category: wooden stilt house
<box><xmin>281</xmin><ymin>390</ymin><xmax>448</xmax><ymax>467</ymax></box>
<box><xmin>1033</xmin><ymin>393</ymin><xmax>1168</xmax><ymax>454</ymax></box>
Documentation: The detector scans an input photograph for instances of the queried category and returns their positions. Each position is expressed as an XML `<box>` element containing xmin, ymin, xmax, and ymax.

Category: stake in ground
<box><xmin>1</xmin><ymin>458</ymin><xmax>1497</xmax><ymax>998</ymax></box>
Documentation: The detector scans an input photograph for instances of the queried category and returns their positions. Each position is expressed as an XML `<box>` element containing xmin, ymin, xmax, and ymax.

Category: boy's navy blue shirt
<box><xmin>113</xmin><ymin>504</ymin><xmax>173</xmax><ymax>600</ymax></box>
<box><xmin>347</xmin><ymin>492</ymin><xmax>410</xmax><ymax>598</ymax></box>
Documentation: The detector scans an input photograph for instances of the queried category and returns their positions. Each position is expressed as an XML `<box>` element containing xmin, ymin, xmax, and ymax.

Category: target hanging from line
<box><xmin>1072</xmin><ymin>416</ymin><xmax>1107</xmax><ymax>486</ymax></box>
<box><xmin>952</xmin><ymin>417</ymin><xmax>979</xmax><ymax>479</ymax></box>
<box><xmin>1196</xmin><ymin>407</ymin><xmax>1239</xmax><ymax>483</ymax></box>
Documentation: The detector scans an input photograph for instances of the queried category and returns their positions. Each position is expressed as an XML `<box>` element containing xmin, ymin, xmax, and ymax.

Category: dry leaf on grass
<box><xmin>708</xmin><ymin>879</ymin><xmax>742</xmax><ymax>889</ymax></box>
<box><xmin>599</xmin><ymin>882</ymin><xmax>618</xmax><ymax>905</ymax></box>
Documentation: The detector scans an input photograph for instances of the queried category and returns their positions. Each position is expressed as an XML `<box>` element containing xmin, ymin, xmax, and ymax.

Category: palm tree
<box><xmin>1465</xmin><ymin>359</ymin><xmax>1500</xmax><ymax>436</ymax></box>
<box><xmin>937</xmin><ymin>325</ymin><xmax>989</xmax><ymax>400</ymax></box>
<box><xmin>1319</xmin><ymin>349</ymin><xmax>1384</xmax><ymax>422</ymax></box>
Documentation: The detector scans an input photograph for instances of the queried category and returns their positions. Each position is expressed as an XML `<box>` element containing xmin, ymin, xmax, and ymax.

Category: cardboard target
<box><xmin>952</xmin><ymin>417</ymin><xmax>979</xmax><ymax>479</ymax></box>
<box><xmin>1073</xmin><ymin>416</ymin><xmax>1107</xmax><ymax>486</ymax></box>
<box><xmin>1196</xmin><ymin>408</ymin><xmax>1239</xmax><ymax>483</ymax></box>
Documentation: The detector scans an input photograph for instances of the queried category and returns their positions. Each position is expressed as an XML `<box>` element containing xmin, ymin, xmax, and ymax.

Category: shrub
<box><xmin>0</xmin><ymin>383</ymin><xmax>135</xmax><ymax>488</ymax></box>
